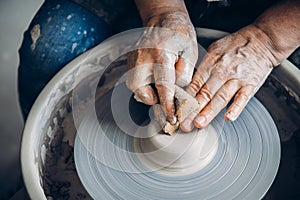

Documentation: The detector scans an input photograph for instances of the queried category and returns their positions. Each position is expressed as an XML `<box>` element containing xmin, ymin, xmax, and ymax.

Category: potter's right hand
<box><xmin>126</xmin><ymin>0</ymin><xmax>198</xmax><ymax>124</ymax></box>
<box><xmin>181</xmin><ymin>25</ymin><xmax>278</xmax><ymax>131</ymax></box>
<box><xmin>181</xmin><ymin>0</ymin><xmax>300</xmax><ymax>131</ymax></box>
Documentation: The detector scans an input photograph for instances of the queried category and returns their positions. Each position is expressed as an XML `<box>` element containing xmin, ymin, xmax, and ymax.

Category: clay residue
<box><xmin>42</xmin><ymin>59</ymin><xmax>128</xmax><ymax>199</ymax></box>
<box><xmin>154</xmin><ymin>86</ymin><xmax>200</xmax><ymax>135</ymax></box>
<box><xmin>30</xmin><ymin>24</ymin><xmax>40</xmax><ymax>51</ymax></box>
<box><xmin>162</xmin><ymin>121</ymin><xmax>180</xmax><ymax>135</ymax></box>
<box><xmin>43</xmin><ymin>111</ymin><xmax>92</xmax><ymax>200</ymax></box>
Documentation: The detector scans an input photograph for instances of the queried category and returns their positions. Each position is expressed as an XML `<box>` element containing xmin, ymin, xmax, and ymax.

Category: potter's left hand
<box><xmin>127</xmin><ymin>0</ymin><xmax>198</xmax><ymax>124</ymax></box>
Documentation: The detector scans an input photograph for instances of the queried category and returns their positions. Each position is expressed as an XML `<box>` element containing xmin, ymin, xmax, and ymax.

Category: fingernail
<box><xmin>184</xmin><ymin>119</ymin><xmax>193</xmax><ymax>128</ymax></box>
<box><xmin>195</xmin><ymin>116</ymin><xmax>206</xmax><ymax>126</ymax></box>
<box><xmin>134</xmin><ymin>92</ymin><xmax>154</xmax><ymax>105</ymax></box>
<box><xmin>181</xmin><ymin>119</ymin><xmax>193</xmax><ymax>132</ymax></box>
<box><xmin>168</xmin><ymin>115</ymin><xmax>177</xmax><ymax>125</ymax></box>
<box><xmin>225</xmin><ymin>110</ymin><xmax>237</xmax><ymax>121</ymax></box>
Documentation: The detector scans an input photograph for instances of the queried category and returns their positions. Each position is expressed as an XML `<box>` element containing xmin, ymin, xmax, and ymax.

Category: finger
<box><xmin>126</xmin><ymin>63</ymin><xmax>157</xmax><ymax>104</ymax></box>
<box><xmin>133</xmin><ymin>85</ymin><xmax>158</xmax><ymax>105</ymax></box>
<box><xmin>194</xmin><ymin>80</ymin><xmax>239</xmax><ymax>128</ymax></box>
<box><xmin>175</xmin><ymin>57</ymin><xmax>195</xmax><ymax>87</ymax></box>
<box><xmin>224</xmin><ymin>85</ymin><xmax>255</xmax><ymax>121</ymax></box>
<box><xmin>185</xmin><ymin>54</ymin><xmax>214</xmax><ymax>97</ymax></box>
<box><xmin>180</xmin><ymin>109</ymin><xmax>199</xmax><ymax>133</ymax></box>
<box><xmin>155</xmin><ymin>84</ymin><xmax>176</xmax><ymax>124</ymax></box>
<box><xmin>153</xmin><ymin>52</ymin><xmax>177</xmax><ymax>124</ymax></box>
<box><xmin>126</xmin><ymin>51</ymin><xmax>157</xmax><ymax>104</ymax></box>
<box><xmin>195</xmin><ymin>74</ymin><xmax>227</xmax><ymax>112</ymax></box>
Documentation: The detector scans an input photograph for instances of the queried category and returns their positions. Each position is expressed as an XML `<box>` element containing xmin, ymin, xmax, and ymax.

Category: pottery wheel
<box><xmin>74</xmin><ymin>83</ymin><xmax>280</xmax><ymax>200</ymax></box>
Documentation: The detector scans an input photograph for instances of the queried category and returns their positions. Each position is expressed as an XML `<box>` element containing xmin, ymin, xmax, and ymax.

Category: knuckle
<box><xmin>187</xmin><ymin>82</ymin><xmax>200</xmax><ymax>95</ymax></box>
<box><xmin>191</xmin><ymin>75</ymin><xmax>205</xmax><ymax>89</ymax></box>
<box><xmin>215</xmin><ymin>91</ymin><xmax>230</xmax><ymax>105</ymax></box>
<box><xmin>207</xmin><ymin>42</ymin><xmax>220</xmax><ymax>53</ymax></box>
<box><xmin>130</xmin><ymin>48</ymin><xmax>155</xmax><ymax>64</ymax></box>
<box><xmin>156</xmin><ymin>53</ymin><xmax>177</xmax><ymax>68</ymax></box>
<box><xmin>125</xmin><ymin>79</ymin><xmax>136</xmax><ymax>91</ymax></box>
<box><xmin>154</xmin><ymin>66</ymin><xmax>175</xmax><ymax>85</ymax></box>
<box><xmin>150</xmin><ymin>48</ymin><xmax>162</xmax><ymax>58</ymax></box>
<box><xmin>235</xmin><ymin>92</ymin><xmax>250</xmax><ymax>103</ymax></box>
<box><xmin>176</xmin><ymin>73</ymin><xmax>192</xmax><ymax>87</ymax></box>
<box><xmin>198</xmin><ymin>87</ymin><xmax>213</xmax><ymax>102</ymax></box>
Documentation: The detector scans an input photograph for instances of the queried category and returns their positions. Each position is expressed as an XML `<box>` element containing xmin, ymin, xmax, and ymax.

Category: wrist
<box><xmin>135</xmin><ymin>0</ymin><xmax>189</xmax><ymax>25</ymax></box>
<box><xmin>252</xmin><ymin>0</ymin><xmax>300</xmax><ymax>64</ymax></box>
<box><xmin>239</xmin><ymin>24</ymin><xmax>283</xmax><ymax>67</ymax></box>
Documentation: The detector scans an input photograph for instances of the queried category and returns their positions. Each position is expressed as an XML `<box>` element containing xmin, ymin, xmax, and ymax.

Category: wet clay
<box><xmin>154</xmin><ymin>86</ymin><xmax>200</xmax><ymax>135</ymax></box>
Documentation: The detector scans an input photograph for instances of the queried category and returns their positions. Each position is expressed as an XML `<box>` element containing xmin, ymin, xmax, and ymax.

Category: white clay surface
<box><xmin>134</xmin><ymin>124</ymin><xmax>218</xmax><ymax>176</ymax></box>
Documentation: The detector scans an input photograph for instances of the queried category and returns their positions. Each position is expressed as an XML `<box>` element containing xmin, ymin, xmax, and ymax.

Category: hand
<box><xmin>126</xmin><ymin>1</ymin><xmax>198</xmax><ymax>124</ymax></box>
<box><xmin>181</xmin><ymin>25</ymin><xmax>280</xmax><ymax>131</ymax></box>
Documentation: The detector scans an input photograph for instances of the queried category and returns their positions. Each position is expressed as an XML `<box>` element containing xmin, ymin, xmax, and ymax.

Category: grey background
<box><xmin>0</xmin><ymin>0</ymin><xmax>43</xmax><ymax>198</ymax></box>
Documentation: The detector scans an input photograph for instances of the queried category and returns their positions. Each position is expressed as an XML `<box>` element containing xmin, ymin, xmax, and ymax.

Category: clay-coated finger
<box><xmin>155</xmin><ymin>84</ymin><xmax>176</xmax><ymax>124</ymax></box>
<box><xmin>185</xmin><ymin>54</ymin><xmax>214</xmax><ymax>97</ymax></box>
<box><xmin>126</xmin><ymin>62</ymin><xmax>153</xmax><ymax>91</ymax></box>
<box><xmin>175</xmin><ymin>57</ymin><xmax>195</xmax><ymax>87</ymax></box>
<box><xmin>194</xmin><ymin>80</ymin><xmax>239</xmax><ymax>128</ymax></box>
<box><xmin>180</xmin><ymin>109</ymin><xmax>199</xmax><ymax>132</ymax></box>
<box><xmin>133</xmin><ymin>85</ymin><xmax>158</xmax><ymax>105</ymax></box>
<box><xmin>224</xmin><ymin>85</ymin><xmax>254</xmax><ymax>121</ymax></box>
<box><xmin>194</xmin><ymin>74</ymin><xmax>227</xmax><ymax>113</ymax></box>
<box><xmin>153</xmin><ymin>53</ymin><xmax>177</xmax><ymax>124</ymax></box>
<box><xmin>126</xmin><ymin>50</ymin><xmax>157</xmax><ymax>104</ymax></box>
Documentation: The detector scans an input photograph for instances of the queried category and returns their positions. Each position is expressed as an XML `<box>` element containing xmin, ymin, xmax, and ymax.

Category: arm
<box><xmin>253</xmin><ymin>0</ymin><xmax>300</xmax><ymax>61</ymax></box>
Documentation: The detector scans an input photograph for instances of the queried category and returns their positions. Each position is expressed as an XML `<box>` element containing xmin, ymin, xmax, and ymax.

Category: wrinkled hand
<box><xmin>126</xmin><ymin>11</ymin><xmax>198</xmax><ymax>124</ymax></box>
<box><xmin>181</xmin><ymin>25</ymin><xmax>280</xmax><ymax>131</ymax></box>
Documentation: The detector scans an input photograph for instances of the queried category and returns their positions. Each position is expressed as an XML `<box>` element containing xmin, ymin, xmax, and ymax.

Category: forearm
<box><xmin>135</xmin><ymin>0</ymin><xmax>189</xmax><ymax>24</ymax></box>
<box><xmin>253</xmin><ymin>0</ymin><xmax>300</xmax><ymax>62</ymax></box>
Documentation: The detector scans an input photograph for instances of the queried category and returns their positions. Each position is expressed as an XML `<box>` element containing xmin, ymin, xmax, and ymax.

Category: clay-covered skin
<box><xmin>153</xmin><ymin>86</ymin><xmax>200</xmax><ymax>135</ymax></box>
<box><xmin>180</xmin><ymin>0</ymin><xmax>300</xmax><ymax>131</ymax></box>
<box><xmin>182</xmin><ymin>25</ymin><xmax>276</xmax><ymax>131</ymax></box>
<box><xmin>130</xmin><ymin>0</ymin><xmax>300</xmax><ymax>131</ymax></box>
<box><xmin>127</xmin><ymin>0</ymin><xmax>198</xmax><ymax>125</ymax></box>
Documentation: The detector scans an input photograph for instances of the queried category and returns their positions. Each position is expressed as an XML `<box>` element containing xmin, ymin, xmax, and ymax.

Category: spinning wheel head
<box><xmin>74</xmin><ymin>84</ymin><xmax>280</xmax><ymax>199</ymax></box>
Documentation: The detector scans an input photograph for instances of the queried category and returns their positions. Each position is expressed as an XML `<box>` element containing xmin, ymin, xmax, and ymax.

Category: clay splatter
<box><xmin>67</xmin><ymin>14</ymin><xmax>73</xmax><ymax>20</ymax></box>
<box><xmin>71</xmin><ymin>43</ymin><xmax>78</xmax><ymax>53</ymax></box>
<box><xmin>30</xmin><ymin>24</ymin><xmax>41</xmax><ymax>51</ymax></box>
